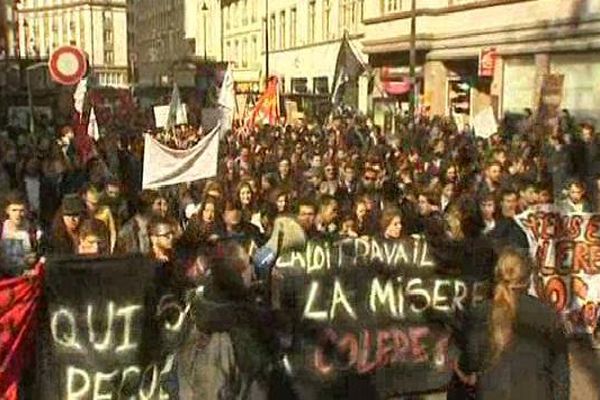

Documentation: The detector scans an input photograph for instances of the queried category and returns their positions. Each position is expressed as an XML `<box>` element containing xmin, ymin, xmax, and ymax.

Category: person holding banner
<box><xmin>182</xmin><ymin>240</ymin><xmax>282</xmax><ymax>400</ymax></box>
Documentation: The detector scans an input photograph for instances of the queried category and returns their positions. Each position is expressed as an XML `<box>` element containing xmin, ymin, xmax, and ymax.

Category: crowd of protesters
<box><xmin>0</xmin><ymin>106</ymin><xmax>592</xmax><ymax>399</ymax></box>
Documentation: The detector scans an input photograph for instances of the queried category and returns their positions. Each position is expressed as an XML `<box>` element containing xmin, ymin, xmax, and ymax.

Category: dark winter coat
<box><xmin>463</xmin><ymin>294</ymin><xmax>569</xmax><ymax>400</ymax></box>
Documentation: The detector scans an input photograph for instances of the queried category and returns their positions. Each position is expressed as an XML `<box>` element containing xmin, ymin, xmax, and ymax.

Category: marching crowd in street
<box><xmin>0</xmin><ymin>106</ymin><xmax>593</xmax><ymax>398</ymax></box>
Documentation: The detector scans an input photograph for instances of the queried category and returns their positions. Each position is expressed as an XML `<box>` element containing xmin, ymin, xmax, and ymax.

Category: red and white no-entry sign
<box><xmin>48</xmin><ymin>46</ymin><xmax>88</xmax><ymax>85</ymax></box>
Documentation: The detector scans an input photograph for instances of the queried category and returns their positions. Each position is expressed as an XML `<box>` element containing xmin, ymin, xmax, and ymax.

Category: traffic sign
<box><xmin>48</xmin><ymin>46</ymin><xmax>88</xmax><ymax>85</ymax></box>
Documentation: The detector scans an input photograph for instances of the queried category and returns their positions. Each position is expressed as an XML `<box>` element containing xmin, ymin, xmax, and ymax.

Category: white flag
<box><xmin>87</xmin><ymin>107</ymin><xmax>99</xmax><ymax>141</ymax></box>
<box><xmin>218</xmin><ymin>64</ymin><xmax>235</xmax><ymax>111</ymax></box>
<box><xmin>73</xmin><ymin>77</ymin><xmax>88</xmax><ymax>115</ymax></box>
<box><xmin>473</xmin><ymin>106</ymin><xmax>498</xmax><ymax>138</ymax></box>
<box><xmin>142</xmin><ymin>124</ymin><xmax>220</xmax><ymax>189</ymax></box>
<box><xmin>218</xmin><ymin>64</ymin><xmax>235</xmax><ymax>136</ymax></box>
<box><xmin>165</xmin><ymin>83</ymin><xmax>187</xmax><ymax>132</ymax></box>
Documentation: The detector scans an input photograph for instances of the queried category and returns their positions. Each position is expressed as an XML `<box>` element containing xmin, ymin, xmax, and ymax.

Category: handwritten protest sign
<box><xmin>276</xmin><ymin>236</ymin><xmax>490</xmax><ymax>396</ymax></box>
<box><xmin>515</xmin><ymin>205</ymin><xmax>600</xmax><ymax>333</ymax></box>
<box><xmin>39</xmin><ymin>255</ymin><xmax>183</xmax><ymax>400</ymax></box>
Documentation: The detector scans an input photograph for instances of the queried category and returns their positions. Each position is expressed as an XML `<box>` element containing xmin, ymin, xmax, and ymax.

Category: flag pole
<box><xmin>264</xmin><ymin>0</ymin><xmax>269</xmax><ymax>85</ymax></box>
<box><xmin>409</xmin><ymin>0</ymin><xmax>416</xmax><ymax>136</ymax></box>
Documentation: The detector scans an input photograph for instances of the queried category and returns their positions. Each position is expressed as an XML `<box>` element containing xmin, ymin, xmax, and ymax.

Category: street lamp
<box><xmin>202</xmin><ymin>2</ymin><xmax>208</xmax><ymax>60</ymax></box>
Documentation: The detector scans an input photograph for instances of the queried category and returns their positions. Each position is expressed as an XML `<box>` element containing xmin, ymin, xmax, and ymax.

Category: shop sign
<box><xmin>478</xmin><ymin>48</ymin><xmax>497</xmax><ymax>78</ymax></box>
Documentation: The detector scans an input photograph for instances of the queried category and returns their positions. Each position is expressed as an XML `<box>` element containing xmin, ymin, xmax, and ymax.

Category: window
<box><xmin>104</xmin><ymin>29</ymin><xmax>113</xmax><ymax>44</ymax></box>
<box><xmin>226</xmin><ymin>40</ymin><xmax>231</xmax><ymax>60</ymax></box>
<box><xmin>269</xmin><ymin>14</ymin><xmax>276</xmax><ymax>50</ymax></box>
<box><xmin>242</xmin><ymin>0</ymin><xmax>248</xmax><ymax>25</ymax></box>
<box><xmin>340</xmin><ymin>0</ymin><xmax>351</xmax><ymax>32</ymax></box>
<box><xmin>251</xmin><ymin>0</ymin><xmax>256</xmax><ymax>22</ymax></box>
<box><xmin>279</xmin><ymin>11</ymin><xmax>286</xmax><ymax>49</ymax></box>
<box><xmin>103</xmin><ymin>10</ymin><xmax>113</xmax><ymax>28</ymax></box>
<box><xmin>79</xmin><ymin>11</ymin><xmax>85</xmax><ymax>49</ymax></box>
<box><xmin>308</xmin><ymin>1</ymin><xmax>315</xmax><ymax>43</ymax></box>
<box><xmin>242</xmin><ymin>38</ymin><xmax>247</xmax><ymax>67</ymax></box>
<box><xmin>381</xmin><ymin>0</ymin><xmax>401</xmax><ymax>14</ymax></box>
<box><xmin>225</xmin><ymin>6</ymin><xmax>230</xmax><ymax>29</ymax></box>
<box><xmin>252</xmin><ymin>35</ymin><xmax>257</xmax><ymax>63</ymax></box>
<box><xmin>290</xmin><ymin>8</ymin><xmax>296</xmax><ymax>47</ymax></box>
<box><xmin>232</xmin><ymin>3</ymin><xmax>237</xmax><ymax>28</ymax></box>
<box><xmin>313</xmin><ymin>77</ymin><xmax>329</xmax><ymax>94</ymax></box>
<box><xmin>291</xmin><ymin>78</ymin><xmax>308</xmax><ymax>94</ymax></box>
<box><xmin>234</xmin><ymin>40</ymin><xmax>239</xmax><ymax>65</ymax></box>
<box><xmin>323</xmin><ymin>0</ymin><xmax>331</xmax><ymax>40</ymax></box>
<box><xmin>105</xmin><ymin>49</ymin><xmax>114</xmax><ymax>64</ymax></box>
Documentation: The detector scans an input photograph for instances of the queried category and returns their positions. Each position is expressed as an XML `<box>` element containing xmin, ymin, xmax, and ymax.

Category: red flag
<box><xmin>0</xmin><ymin>263</ymin><xmax>44</xmax><ymax>400</ymax></box>
<box><xmin>72</xmin><ymin>112</ymin><xmax>97</xmax><ymax>164</ymax></box>
<box><xmin>248</xmin><ymin>76</ymin><xmax>280</xmax><ymax>127</ymax></box>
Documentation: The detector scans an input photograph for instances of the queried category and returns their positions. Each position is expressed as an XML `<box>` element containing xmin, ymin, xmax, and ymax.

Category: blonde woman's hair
<box><xmin>490</xmin><ymin>249</ymin><xmax>531</xmax><ymax>361</ymax></box>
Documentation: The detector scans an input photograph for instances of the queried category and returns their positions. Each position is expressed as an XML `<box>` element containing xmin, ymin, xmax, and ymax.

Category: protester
<box><xmin>559</xmin><ymin>179</ymin><xmax>593</xmax><ymax>213</ymax></box>
<box><xmin>48</xmin><ymin>194</ymin><xmax>86</xmax><ymax>255</ymax></box>
<box><xmin>117</xmin><ymin>189</ymin><xmax>168</xmax><ymax>254</ymax></box>
<box><xmin>148</xmin><ymin>216</ymin><xmax>176</xmax><ymax>262</ymax></box>
<box><xmin>379</xmin><ymin>207</ymin><xmax>403</xmax><ymax>240</ymax></box>
<box><xmin>0</xmin><ymin>191</ymin><xmax>41</xmax><ymax>277</ymax></box>
<box><xmin>81</xmin><ymin>184</ymin><xmax>117</xmax><ymax>251</ymax></box>
<box><xmin>455</xmin><ymin>249</ymin><xmax>569</xmax><ymax>399</ymax></box>
<box><xmin>76</xmin><ymin>218</ymin><xmax>110</xmax><ymax>255</ymax></box>
<box><xmin>489</xmin><ymin>189</ymin><xmax>529</xmax><ymax>251</ymax></box>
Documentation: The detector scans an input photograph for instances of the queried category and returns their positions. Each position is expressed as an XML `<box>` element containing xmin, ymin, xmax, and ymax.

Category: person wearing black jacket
<box><xmin>454</xmin><ymin>249</ymin><xmax>569</xmax><ymax>399</ymax></box>
<box><xmin>179</xmin><ymin>240</ymin><xmax>283</xmax><ymax>400</ymax></box>
<box><xmin>423</xmin><ymin>195</ymin><xmax>498</xmax><ymax>400</ymax></box>
<box><xmin>489</xmin><ymin>189</ymin><xmax>529</xmax><ymax>254</ymax></box>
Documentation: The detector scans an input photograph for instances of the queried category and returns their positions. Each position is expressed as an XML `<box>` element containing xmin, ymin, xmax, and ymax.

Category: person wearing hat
<box><xmin>48</xmin><ymin>194</ymin><xmax>86</xmax><ymax>255</ymax></box>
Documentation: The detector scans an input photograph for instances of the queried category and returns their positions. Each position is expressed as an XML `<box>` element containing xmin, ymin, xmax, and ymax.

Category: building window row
<box><xmin>224</xmin><ymin>0</ymin><xmax>257</xmax><ymax>32</ymax></box>
<box><xmin>99</xmin><ymin>72</ymin><xmax>124</xmax><ymax>86</ymax></box>
<box><xmin>225</xmin><ymin>34</ymin><xmax>259</xmax><ymax>68</ymax></box>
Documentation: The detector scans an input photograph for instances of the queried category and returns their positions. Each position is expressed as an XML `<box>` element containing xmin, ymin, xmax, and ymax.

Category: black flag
<box><xmin>331</xmin><ymin>32</ymin><xmax>366</xmax><ymax>105</ymax></box>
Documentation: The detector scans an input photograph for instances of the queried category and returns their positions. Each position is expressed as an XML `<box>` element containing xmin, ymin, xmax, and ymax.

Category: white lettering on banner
<box><xmin>432</xmin><ymin>280</ymin><xmax>452</xmax><ymax>312</ymax></box>
<box><xmin>92</xmin><ymin>371</ymin><xmax>119</xmax><ymax>400</ymax></box>
<box><xmin>139</xmin><ymin>363</ymin><xmax>159</xmax><ymax>400</ymax></box>
<box><xmin>279</xmin><ymin>238</ymin><xmax>439</xmax><ymax>272</ymax></box>
<box><xmin>303</xmin><ymin>281</ymin><xmax>328</xmax><ymax>321</ymax></box>
<box><xmin>51</xmin><ymin>309</ymin><xmax>82</xmax><ymax>350</ymax></box>
<box><xmin>406</xmin><ymin>279</ymin><xmax>431</xmax><ymax>313</ymax></box>
<box><xmin>157</xmin><ymin>295</ymin><xmax>190</xmax><ymax>332</ymax></box>
<box><xmin>87</xmin><ymin>302</ymin><xmax>115</xmax><ymax>352</ymax></box>
<box><xmin>370</xmin><ymin>278</ymin><xmax>398</xmax><ymax>318</ymax></box>
<box><xmin>50</xmin><ymin>302</ymin><xmax>143</xmax><ymax>353</ymax></box>
<box><xmin>66</xmin><ymin>366</ymin><xmax>90</xmax><ymax>400</ymax></box>
<box><xmin>62</xmin><ymin>356</ymin><xmax>175</xmax><ymax>399</ymax></box>
<box><xmin>159</xmin><ymin>355</ymin><xmax>176</xmax><ymax>400</ymax></box>
<box><xmin>396</xmin><ymin>277</ymin><xmax>406</xmax><ymax>319</ymax></box>
<box><xmin>453</xmin><ymin>280</ymin><xmax>468</xmax><ymax>311</ymax></box>
<box><xmin>118</xmin><ymin>365</ymin><xmax>142</xmax><ymax>393</ymax></box>
<box><xmin>418</xmin><ymin>240</ymin><xmax>435</xmax><ymax>268</ymax></box>
<box><xmin>116</xmin><ymin>305</ymin><xmax>143</xmax><ymax>352</ymax></box>
<box><xmin>303</xmin><ymin>277</ymin><xmax>484</xmax><ymax>322</ymax></box>
<box><xmin>330</xmin><ymin>279</ymin><xmax>357</xmax><ymax>320</ymax></box>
